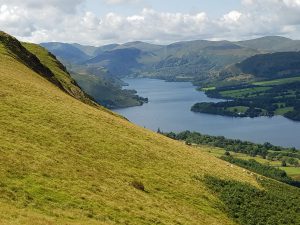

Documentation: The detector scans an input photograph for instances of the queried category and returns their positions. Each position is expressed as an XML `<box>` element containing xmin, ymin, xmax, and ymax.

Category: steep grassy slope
<box><xmin>0</xmin><ymin>33</ymin><xmax>264</xmax><ymax>225</ymax></box>
<box><xmin>21</xmin><ymin>42</ymin><xmax>98</xmax><ymax>107</ymax></box>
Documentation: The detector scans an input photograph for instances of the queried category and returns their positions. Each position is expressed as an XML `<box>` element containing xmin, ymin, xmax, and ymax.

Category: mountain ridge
<box><xmin>43</xmin><ymin>36</ymin><xmax>300</xmax><ymax>84</ymax></box>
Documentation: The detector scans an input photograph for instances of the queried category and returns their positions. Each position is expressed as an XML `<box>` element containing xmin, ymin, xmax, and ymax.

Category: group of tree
<box><xmin>194</xmin><ymin>81</ymin><xmax>300</xmax><ymax>121</ymax></box>
<box><xmin>164</xmin><ymin>130</ymin><xmax>300</xmax><ymax>161</ymax></box>
<box><xmin>221</xmin><ymin>155</ymin><xmax>299</xmax><ymax>187</ymax></box>
<box><xmin>204</xmin><ymin>175</ymin><xmax>300</xmax><ymax>225</ymax></box>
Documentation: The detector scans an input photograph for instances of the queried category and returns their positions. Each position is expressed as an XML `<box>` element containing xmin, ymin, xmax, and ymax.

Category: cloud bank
<box><xmin>1</xmin><ymin>0</ymin><xmax>300</xmax><ymax>45</ymax></box>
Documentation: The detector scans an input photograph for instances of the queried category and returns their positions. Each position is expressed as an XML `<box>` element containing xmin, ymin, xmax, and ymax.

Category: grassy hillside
<box><xmin>236</xmin><ymin>36</ymin><xmax>300</xmax><ymax>52</ymax></box>
<box><xmin>2</xmin><ymin>32</ymin><xmax>300</xmax><ymax>225</ymax></box>
<box><xmin>19</xmin><ymin>40</ymin><xmax>95</xmax><ymax>106</ymax></box>
<box><xmin>0</xmin><ymin>32</ymin><xmax>263</xmax><ymax>225</ymax></box>
<box><xmin>221</xmin><ymin>51</ymin><xmax>300</xmax><ymax>82</ymax></box>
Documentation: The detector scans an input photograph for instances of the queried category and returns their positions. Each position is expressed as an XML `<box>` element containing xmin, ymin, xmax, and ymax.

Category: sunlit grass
<box><xmin>254</xmin><ymin>76</ymin><xmax>300</xmax><ymax>86</ymax></box>
<box><xmin>0</xmin><ymin>38</ymin><xmax>262</xmax><ymax>224</ymax></box>
<box><xmin>199</xmin><ymin>146</ymin><xmax>300</xmax><ymax>180</ymax></box>
<box><xmin>220</xmin><ymin>87</ymin><xmax>271</xmax><ymax>98</ymax></box>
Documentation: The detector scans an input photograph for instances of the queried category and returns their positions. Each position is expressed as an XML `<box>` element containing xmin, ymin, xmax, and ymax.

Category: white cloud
<box><xmin>222</xmin><ymin>11</ymin><xmax>242</xmax><ymax>24</ymax></box>
<box><xmin>104</xmin><ymin>0</ymin><xmax>141</xmax><ymax>4</ymax></box>
<box><xmin>1</xmin><ymin>0</ymin><xmax>300</xmax><ymax>45</ymax></box>
<box><xmin>0</xmin><ymin>0</ymin><xmax>84</xmax><ymax>13</ymax></box>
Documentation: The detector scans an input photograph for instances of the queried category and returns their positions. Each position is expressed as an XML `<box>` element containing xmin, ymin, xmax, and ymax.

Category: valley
<box><xmin>115</xmin><ymin>78</ymin><xmax>300</xmax><ymax>148</ymax></box>
<box><xmin>42</xmin><ymin>37</ymin><xmax>300</xmax><ymax>123</ymax></box>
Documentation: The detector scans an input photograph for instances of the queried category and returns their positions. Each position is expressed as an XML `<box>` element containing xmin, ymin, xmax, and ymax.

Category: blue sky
<box><xmin>1</xmin><ymin>0</ymin><xmax>300</xmax><ymax>45</ymax></box>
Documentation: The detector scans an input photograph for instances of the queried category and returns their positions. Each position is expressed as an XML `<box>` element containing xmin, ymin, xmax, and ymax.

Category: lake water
<box><xmin>114</xmin><ymin>78</ymin><xmax>300</xmax><ymax>148</ymax></box>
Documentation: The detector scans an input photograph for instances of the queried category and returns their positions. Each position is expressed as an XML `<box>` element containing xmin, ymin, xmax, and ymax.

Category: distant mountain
<box><xmin>42</xmin><ymin>35</ymin><xmax>300</xmax><ymax>86</ymax></box>
<box><xmin>220</xmin><ymin>51</ymin><xmax>300</xmax><ymax>83</ymax></box>
<box><xmin>85</xmin><ymin>48</ymin><xmax>142</xmax><ymax>77</ymax></box>
<box><xmin>236</xmin><ymin>36</ymin><xmax>300</xmax><ymax>52</ymax></box>
<box><xmin>80</xmin><ymin>40</ymin><xmax>260</xmax><ymax>81</ymax></box>
<box><xmin>41</xmin><ymin>42</ymin><xmax>91</xmax><ymax>64</ymax></box>
<box><xmin>141</xmin><ymin>40</ymin><xmax>260</xmax><ymax>82</ymax></box>
<box><xmin>71</xmin><ymin>43</ymin><xmax>99</xmax><ymax>56</ymax></box>
<box><xmin>92</xmin><ymin>43</ymin><xmax>120</xmax><ymax>56</ymax></box>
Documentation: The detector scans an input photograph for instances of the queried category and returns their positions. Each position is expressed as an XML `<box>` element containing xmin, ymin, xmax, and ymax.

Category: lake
<box><xmin>114</xmin><ymin>78</ymin><xmax>300</xmax><ymax>148</ymax></box>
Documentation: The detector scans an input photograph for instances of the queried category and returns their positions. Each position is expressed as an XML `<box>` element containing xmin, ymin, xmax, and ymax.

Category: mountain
<box><xmin>92</xmin><ymin>44</ymin><xmax>120</xmax><ymax>56</ymax></box>
<box><xmin>2</xmin><ymin>31</ymin><xmax>300</xmax><ymax>225</ymax></box>
<box><xmin>50</xmin><ymin>39</ymin><xmax>260</xmax><ymax>82</ymax></box>
<box><xmin>42</xmin><ymin>36</ymin><xmax>300</xmax><ymax>87</ymax></box>
<box><xmin>139</xmin><ymin>40</ymin><xmax>260</xmax><ymax>82</ymax></box>
<box><xmin>85</xmin><ymin>48</ymin><xmax>142</xmax><ymax>77</ymax></box>
<box><xmin>41</xmin><ymin>42</ymin><xmax>91</xmax><ymax>64</ymax></box>
<box><xmin>236</xmin><ymin>36</ymin><xmax>300</xmax><ymax>52</ymax></box>
<box><xmin>0</xmin><ymin>33</ymin><xmax>95</xmax><ymax>106</ymax></box>
<box><xmin>220</xmin><ymin>51</ymin><xmax>300</xmax><ymax>83</ymax></box>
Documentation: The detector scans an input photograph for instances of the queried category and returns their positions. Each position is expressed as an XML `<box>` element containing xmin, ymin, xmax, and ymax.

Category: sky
<box><xmin>1</xmin><ymin>0</ymin><xmax>300</xmax><ymax>46</ymax></box>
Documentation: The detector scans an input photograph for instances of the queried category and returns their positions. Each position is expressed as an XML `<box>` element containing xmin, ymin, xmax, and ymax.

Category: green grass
<box><xmin>227</xmin><ymin>106</ymin><xmax>249</xmax><ymax>113</ymax></box>
<box><xmin>275</xmin><ymin>107</ymin><xmax>294</xmax><ymax>115</ymax></box>
<box><xmin>220</xmin><ymin>87</ymin><xmax>271</xmax><ymax>98</ymax></box>
<box><xmin>253</xmin><ymin>76</ymin><xmax>300</xmax><ymax>86</ymax></box>
<box><xmin>22</xmin><ymin>43</ymin><xmax>95</xmax><ymax>106</ymax></box>
<box><xmin>199</xmin><ymin>146</ymin><xmax>300</xmax><ymax>180</ymax></box>
<box><xmin>0</xmin><ymin>32</ymin><xmax>263</xmax><ymax>225</ymax></box>
<box><xmin>281</xmin><ymin>167</ymin><xmax>300</xmax><ymax>180</ymax></box>
<box><xmin>201</xmin><ymin>87</ymin><xmax>216</xmax><ymax>91</ymax></box>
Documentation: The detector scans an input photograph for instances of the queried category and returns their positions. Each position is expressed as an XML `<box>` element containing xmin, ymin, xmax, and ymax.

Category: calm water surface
<box><xmin>114</xmin><ymin>78</ymin><xmax>300</xmax><ymax>148</ymax></box>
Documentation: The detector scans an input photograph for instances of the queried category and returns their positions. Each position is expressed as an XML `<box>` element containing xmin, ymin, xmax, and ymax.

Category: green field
<box><xmin>201</xmin><ymin>86</ymin><xmax>216</xmax><ymax>91</ymax></box>
<box><xmin>220</xmin><ymin>87</ymin><xmax>271</xmax><ymax>98</ymax></box>
<box><xmin>200</xmin><ymin>76</ymin><xmax>300</xmax><ymax>120</ymax></box>
<box><xmin>227</xmin><ymin>106</ymin><xmax>249</xmax><ymax>113</ymax></box>
<box><xmin>282</xmin><ymin>167</ymin><xmax>300</xmax><ymax>180</ymax></box>
<box><xmin>275</xmin><ymin>106</ymin><xmax>294</xmax><ymax>115</ymax></box>
<box><xmin>254</xmin><ymin>76</ymin><xmax>300</xmax><ymax>86</ymax></box>
<box><xmin>200</xmin><ymin>147</ymin><xmax>300</xmax><ymax>180</ymax></box>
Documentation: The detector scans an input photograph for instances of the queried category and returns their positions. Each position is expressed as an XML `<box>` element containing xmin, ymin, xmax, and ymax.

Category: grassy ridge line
<box><xmin>0</xmin><ymin>31</ymin><xmax>64</xmax><ymax>89</ymax></box>
<box><xmin>22</xmin><ymin>42</ymin><xmax>97</xmax><ymax>106</ymax></box>
<box><xmin>0</xmin><ymin>33</ymin><xmax>261</xmax><ymax>224</ymax></box>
